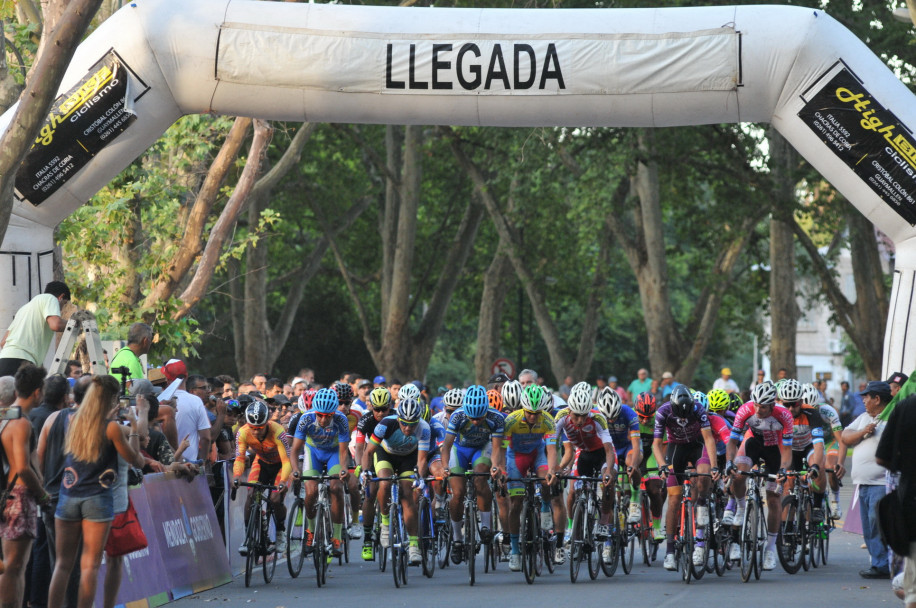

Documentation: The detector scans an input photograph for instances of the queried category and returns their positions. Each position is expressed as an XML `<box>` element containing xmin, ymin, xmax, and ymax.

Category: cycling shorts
<box><xmin>615</xmin><ymin>444</ymin><xmax>632</xmax><ymax>467</ymax></box>
<box><xmin>506</xmin><ymin>449</ymin><xmax>548</xmax><ymax>496</ymax></box>
<box><xmin>735</xmin><ymin>435</ymin><xmax>782</xmax><ymax>476</ymax></box>
<box><xmin>790</xmin><ymin>447</ymin><xmax>818</xmax><ymax>473</ymax></box>
<box><xmin>665</xmin><ymin>442</ymin><xmax>703</xmax><ymax>488</ymax></box>
<box><xmin>449</xmin><ymin>442</ymin><xmax>493</xmax><ymax>474</ymax></box>
<box><xmin>639</xmin><ymin>449</ymin><xmax>660</xmax><ymax>479</ymax></box>
<box><xmin>302</xmin><ymin>443</ymin><xmax>342</xmax><ymax>476</ymax></box>
<box><xmin>249</xmin><ymin>458</ymin><xmax>283</xmax><ymax>486</ymax></box>
<box><xmin>373</xmin><ymin>447</ymin><xmax>418</xmax><ymax>478</ymax></box>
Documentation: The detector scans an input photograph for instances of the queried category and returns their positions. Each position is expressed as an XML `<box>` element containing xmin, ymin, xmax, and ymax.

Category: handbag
<box><xmin>877</xmin><ymin>488</ymin><xmax>911</xmax><ymax>555</ymax></box>
<box><xmin>105</xmin><ymin>498</ymin><xmax>148</xmax><ymax>557</ymax></box>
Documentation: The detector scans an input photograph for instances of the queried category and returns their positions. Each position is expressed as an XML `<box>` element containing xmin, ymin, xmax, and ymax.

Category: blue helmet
<box><xmin>692</xmin><ymin>390</ymin><xmax>709</xmax><ymax>414</ymax></box>
<box><xmin>312</xmin><ymin>387</ymin><xmax>339</xmax><ymax>414</ymax></box>
<box><xmin>462</xmin><ymin>385</ymin><xmax>488</xmax><ymax>418</ymax></box>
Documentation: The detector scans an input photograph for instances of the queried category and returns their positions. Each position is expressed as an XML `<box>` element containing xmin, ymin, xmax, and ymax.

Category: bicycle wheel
<box><xmin>712</xmin><ymin>508</ymin><xmax>728</xmax><ymax>577</ymax></box>
<box><xmin>286</xmin><ymin>499</ymin><xmax>306</xmax><ymax>578</ymax></box>
<box><xmin>777</xmin><ymin>495</ymin><xmax>803</xmax><ymax>574</ymax></box>
<box><xmin>418</xmin><ymin>497</ymin><xmax>436</xmax><ymax>578</ymax></box>
<box><xmin>521</xmin><ymin>502</ymin><xmax>537</xmax><ymax>584</ymax></box>
<box><xmin>313</xmin><ymin>506</ymin><xmax>327</xmax><ymax>587</ymax></box>
<box><xmin>437</xmin><ymin>514</ymin><xmax>452</xmax><ymax>570</ymax></box>
<box><xmin>640</xmin><ymin>498</ymin><xmax>652</xmax><ymax>566</ymax></box>
<box><xmin>680</xmin><ymin>504</ymin><xmax>694</xmax><ymax>584</ymax></box>
<box><xmin>601</xmin><ymin>503</ymin><xmax>621</xmax><ymax>577</ymax></box>
<box><xmin>819</xmin><ymin>515</ymin><xmax>831</xmax><ymax>565</ymax></box>
<box><xmin>375</xmin><ymin>506</ymin><xmax>387</xmax><ymax>572</ymax></box>
<box><xmin>621</xmin><ymin>508</ymin><xmax>636</xmax><ymax>575</ymax></box>
<box><xmin>263</xmin><ymin>505</ymin><xmax>277</xmax><ymax>584</ymax></box>
<box><xmin>465</xmin><ymin>502</ymin><xmax>476</xmax><ymax>586</ymax></box>
<box><xmin>587</xmin><ymin>507</ymin><xmax>600</xmax><ymax>580</ymax></box>
<box><xmin>244</xmin><ymin>505</ymin><xmax>260</xmax><ymax>588</ymax></box>
<box><xmin>569</xmin><ymin>501</ymin><xmax>585</xmax><ymax>583</ymax></box>
<box><xmin>390</xmin><ymin>502</ymin><xmax>403</xmax><ymax>588</ymax></box>
<box><xmin>739</xmin><ymin>499</ymin><xmax>756</xmax><ymax>583</ymax></box>
<box><xmin>753</xmin><ymin>502</ymin><xmax>766</xmax><ymax>580</ymax></box>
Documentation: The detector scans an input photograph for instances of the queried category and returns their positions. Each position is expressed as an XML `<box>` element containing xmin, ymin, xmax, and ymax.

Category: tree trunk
<box><xmin>240</xmin><ymin>191</ymin><xmax>272</xmax><ymax>380</ymax></box>
<box><xmin>475</xmin><ymin>247</ymin><xmax>514</xmax><ymax>383</ymax></box>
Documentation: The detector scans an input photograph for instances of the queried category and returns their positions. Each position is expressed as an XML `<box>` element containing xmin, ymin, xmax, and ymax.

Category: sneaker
<box><xmin>362</xmin><ymin>541</ymin><xmax>374</xmax><ymax>561</ymax></box>
<box><xmin>595</xmin><ymin>523</ymin><xmax>611</xmax><ymax>539</ymax></box>
<box><xmin>721</xmin><ymin>509</ymin><xmax>735</xmax><ymax>526</ymax></box>
<box><xmin>509</xmin><ymin>554</ymin><xmax>521</xmax><ymax>571</ymax></box>
<box><xmin>729</xmin><ymin>542</ymin><xmax>741</xmax><ymax>561</ymax></box>
<box><xmin>654</xmin><ymin>528</ymin><xmax>666</xmax><ymax>542</ymax></box>
<box><xmin>451</xmin><ymin>540</ymin><xmax>464</xmax><ymax>564</ymax></box>
<box><xmin>695</xmin><ymin>506</ymin><xmax>709</xmax><ymax>527</ymax></box>
<box><xmin>692</xmin><ymin>545</ymin><xmax>705</xmax><ymax>567</ymax></box>
<box><xmin>348</xmin><ymin>523</ymin><xmax>363</xmax><ymax>540</ymax></box>
<box><xmin>541</xmin><ymin>512</ymin><xmax>553</xmax><ymax>530</ymax></box>
<box><xmin>380</xmin><ymin>526</ymin><xmax>390</xmax><ymax>548</ymax></box>
<box><xmin>829</xmin><ymin>499</ymin><xmax>842</xmax><ymax>519</ymax></box>
<box><xmin>664</xmin><ymin>552</ymin><xmax>677</xmax><ymax>571</ymax></box>
<box><xmin>238</xmin><ymin>541</ymin><xmax>249</xmax><ymax>557</ymax></box>
<box><xmin>811</xmin><ymin>507</ymin><xmax>825</xmax><ymax>523</ymax></box>
<box><xmin>479</xmin><ymin>526</ymin><xmax>492</xmax><ymax>544</ymax></box>
<box><xmin>762</xmin><ymin>549</ymin><xmax>776</xmax><ymax>571</ymax></box>
<box><xmin>628</xmin><ymin>502</ymin><xmax>641</xmax><ymax>524</ymax></box>
<box><xmin>331</xmin><ymin>538</ymin><xmax>343</xmax><ymax>557</ymax></box>
<box><xmin>274</xmin><ymin>530</ymin><xmax>287</xmax><ymax>554</ymax></box>
<box><xmin>409</xmin><ymin>545</ymin><xmax>422</xmax><ymax>565</ymax></box>
<box><xmin>554</xmin><ymin>546</ymin><xmax>566</xmax><ymax>565</ymax></box>
<box><xmin>733</xmin><ymin>505</ymin><xmax>745</xmax><ymax>525</ymax></box>
<box><xmin>603</xmin><ymin>544</ymin><xmax>615</xmax><ymax>563</ymax></box>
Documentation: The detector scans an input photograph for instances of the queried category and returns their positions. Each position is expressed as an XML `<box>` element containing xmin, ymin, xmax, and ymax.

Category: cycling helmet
<box><xmin>245</xmin><ymin>401</ymin><xmax>269</xmax><ymax>426</ymax></box>
<box><xmin>398</xmin><ymin>383</ymin><xmax>421</xmax><ymax>403</ymax></box>
<box><xmin>312</xmin><ymin>387</ymin><xmax>339</xmax><ymax>414</ymax></box>
<box><xmin>801</xmin><ymin>383</ymin><xmax>820</xmax><ymax>406</ymax></box>
<box><xmin>523</xmin><ymin>385</ymin><xmax>551</xmax><ymax>413</ymax></box>
<box><xmin>707</xmin><ymin>389</ymin><xmax>730</xmax><ymax>414</ymax></box>
<box><xmin>777</xmin><ymin>378</ymin><xmax>803</xmax><ymax>403</ymax></box>
<box><xmin>728</xmin><ymin>392</ymin><xmax>743</xmax><ymax>413</ymax></box>
<box><xmin>567</xmin><ymin>382</ymin><xmax>593</xmax><ymax>415</ymax></box>
<box><xmin>752</xmin><ymin>380</ymin><xmax>777</xmax><ymax>406</ymax></box>
<box><xmin>397</xmin><ymin>397</ymin><xmax>422</xmax><ymax>423</ymax></box>
<box><xmin>670</xmin><ymin>385</ymin><xmax>695</xmax><ymax>418</ymax></box>
<box><xmin>462</xmin><ymin>385</ymin><xmax>489</xmax><ymax>418</ymax></box>
<box><xmin>487</xmin><ymin>389</ymin><xmax>504</xmax><ymax>412</ymax></box>
<box><xmin>500</xmin><ymin>380</ymin><xmax>525</xmax><ymax>412</ymax></box>
<box><xmin>225</xmin><ymin>399</ymin><xmax>243</xmax><ymax>416</ymax></box>
<box><xmin>443</xmin><ymin>388</ymin><xmax>463</xmax><ymax>410</ymax></box>
<box><xmin>297</xmin><ymin>387</ymin><xmax>318</xmax><ymax>413</ymax></box>
<box><xmin>634</xmin><ymin>391</ymin><xmax>657</xmax><ymax>420</ymax></box>
<box><xmin>596</xmin><ymin>386</ymin><xmax>622</xmax><ymax>420</ymax></box>
<box><xmin>692</xmin><ymin>390</ymin><xmax>709</xmax><ymax>413</ymax></box>
<box><xmin>370</xmin><ymin>387</ymin><xmax>392</xmax><ymax>410</ymax></box>
<box><xmin>332</xmin><ymin>381</ymin><xmax>353</xmax><ymax>405</ymax></box>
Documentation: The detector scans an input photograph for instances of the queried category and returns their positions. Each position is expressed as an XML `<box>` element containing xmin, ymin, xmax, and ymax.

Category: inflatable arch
<box><xmin>2</xmin><ymin>0</ymin><xmax>916</xmax><ymax>374</ymax></box>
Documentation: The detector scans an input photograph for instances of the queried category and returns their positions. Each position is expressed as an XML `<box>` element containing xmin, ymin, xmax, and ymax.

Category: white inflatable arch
<box><xmin>3</xmin><ymin>0</ymin><xmax>916</xmax><ymax>374</ymax></box>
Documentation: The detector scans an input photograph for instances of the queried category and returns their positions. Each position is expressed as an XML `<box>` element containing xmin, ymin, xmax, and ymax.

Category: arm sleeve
<box><xmin>275</xmin><ymin>426</ymin><xmax>292</xmax><ymax>482</ymax></box>
<box><xmin>233</xmin><ymin>428</ymin><xmax>249</xmax><ymax>478</ymax></box>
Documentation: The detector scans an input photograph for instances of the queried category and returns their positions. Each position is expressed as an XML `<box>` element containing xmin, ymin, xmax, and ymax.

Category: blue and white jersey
<box><xmin>295</xmin><ymin>411</ymin><xmax>350</xmax><ymax>449</ymax></box>
<box><xmin>446</xmin><ymin>407</ymin><xmax>505</xmax><ymax>449</ymax></box>
<box><xmin>370</xmin><ymin>416</ymin><xmax>431</xmax><ymax>456</ymax></box>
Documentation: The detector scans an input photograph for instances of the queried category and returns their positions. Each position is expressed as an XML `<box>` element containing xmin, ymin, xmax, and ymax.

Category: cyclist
<box><xmin>633</xmin><ymin>391</ymin><xmax>666</xmax><ymax>542</ymax></box>
<box><xmin>355</xmin><ymin>387</ymin><xmax>393</xmax><ymax>560</ymax></box>
<box><xmin>435</xmin><ymin>388</ymin><xmax>463</xmax><ymax>426</ymax></box>
<box><xmin>332</xmin><ymin>382</ymin><xmax>363</xmax><ymax>540</ymax></box>
<box><xmin>802</xmin><ymin>382</ymin><xmax>847</xmax><ymax>518</ymax></box>
<box><xmin>289</xmin><ymin>387</ymin><xmax>352</xmax><ymax>557</ymax></box>
<box><xmin>397</xmin><ymin>382</ymin><xmax>422</xmax><ymax>410</ymax></box>
<box><xmin>360</xmin><ymin>397</ymin><xmax>431</xmax><ymax>566</ymax></box>
<box><xmin>501</xmin><ymin>380</ymin><xmax>525</xmax><ymax>414</ymax></box>
<box><xmin>233</xmin><ymin>400</ymin><xmax>292</xmax><ymax>555</ymax></box>
<box><xmin>706</xmin><ymin>389</ymin><xmax>733</xmax><ymax>469</ymax></box>
<box><xmin>596</xmin><ymin>386</ymin><xmax>642</xmax><ymax>524</ymax></box>
<box><xmin>487</xmin><ymin>389</ymin><xmax>504</xmax><ymax>413</ymax></box>
<box><xmin>503</xmin><ymin>384</ymin><xmax>561</xmax><ymax>571</ymax></box>
<box><xmin>652</xmin><ymin>385</ymin><xmax>720</xmax><ymax>571</ymax></box>
<box><xmin>440</xmin><ymin>385</ymin><xmax>505</xmax><ymax>562</ymax></box>
<box><xmin>723</xmin><ymin>380</ymin><xmax>793</xmax><ymax>571</ymax></box>
<box><xmin>556</xmin><ymin>382</ymin><xmax>615</xmax><ymax>564</ymax></box>
<box><xmin>781</xmin><ymin>380</ymin><xmax>827</xmax><ymax>522</ymax></box>
<box><xmin>724</xmin><ymin>391</ymin><xmax>743</xmax><ymax>426</ymax></box>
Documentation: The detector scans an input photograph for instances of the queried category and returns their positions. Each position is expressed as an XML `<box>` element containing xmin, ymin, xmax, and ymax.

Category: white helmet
<box><xmin>500</xmin><ymin>380</ymin><xmax>526</xmax><ymax>412</ymax></box>
<box><xmin>752</xmin><ymin>380</ymin><xmax>777</xmax><ymax>406</ymax></box>
<box><xmin>801</xmin><ymin>383</ymin><xmax>820</xmax><ymax>406</ymax></box>
<box><xmin>596</xmin><ymin>386</ymin><xmax>622</xmax><ymax>420</ymax></box>
<box><xmin>567</xmin><ymin>382</ymin><xmax>593</xmax><ymax>415</ymax></box>
<box><xmin>777</xmin><ymin>379</ymin><xmax>803</xmax><ymax>402</ymax></box>
<box><xmin>398</xmin><ymin>383</ymin><xmax>421</xmax><ymax>402</ymax></box>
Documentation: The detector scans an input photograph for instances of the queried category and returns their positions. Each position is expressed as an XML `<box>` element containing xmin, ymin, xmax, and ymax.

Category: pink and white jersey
<box><xmin>729</xmin><ymin>403</ymin><xmax>793</xmax><ymax>447</ymax></box>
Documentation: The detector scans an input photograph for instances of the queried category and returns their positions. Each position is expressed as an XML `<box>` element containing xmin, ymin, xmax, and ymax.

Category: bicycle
<box><xmin>615</xmin><ymin>468</ymin><xmax>638</xmax><ymax>576</ymax></box>
<box><xmin>737</xmin><ymin>468</ymin><xmax>771</xmax><ymax>583</ymax></box>
<box><xmin>507</xmin><ymin>475</ymin><xmax>556</xmax><ymax>585</ymax></box>
<box><xmin>671</xmin><ymin>469</ymin><xmax>711</xmax><ymax>584</ymax></box>
<box><xmin>564</xmin><ymin>474</ymin><xmax>604</xmax><ymax>582</ymax></box>
<box><xmin>375</xmin><ymin>474</ymin><xmax>411</xmax><ymax>588</ymax></box>
<box><xmin>777</xmin><ymin>469</ymin><xmax>812</xmax><ymax>574</ymax></box>
<box><xmin>449</xmin><ymin>471</ymin><xmax>490</xmax><ymax>586</ymax></box>
<box><xmin>705</xmin><ymin>475</ymin><xmax>731</xmax><ymax>577</ymax></box>
<box><xmin>286</xmin><ymin>478</ymin><xmax>307</xmax><ymax>578</ymax></box>
<box><xmin>232</xmin><ymin>481</ymin><xmax>280</xmax><ymax>588</ymax></box>
<box><xmin>814</xmin><ymin>467</ymin><xmax>842</xmax><ymax>566</ymax></box>
<box><xmin>637</xmin><ymin>468</ymin><xmax>663</xmax><ymax>566</ymax></box>
<box><xmin>298</xmin><ymin>474</ymin><xmax>337</xmax><ymax>588</ymax></box>
<box><xmin>417</xmin><ymin>476</ymin><xmax>441</xmax><ymax>578</ymax></box>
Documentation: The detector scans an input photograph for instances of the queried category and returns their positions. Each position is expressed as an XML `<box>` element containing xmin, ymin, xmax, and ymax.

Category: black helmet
<box><xmin>670</xmin><ymin>385</ymin><xmax>695</xmax><ymax>418</ymax></box>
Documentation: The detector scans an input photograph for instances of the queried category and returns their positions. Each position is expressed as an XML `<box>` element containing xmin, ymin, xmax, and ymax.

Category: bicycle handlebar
<box><xmin>557</xmin><ymin>475</ymin><xmax>605</xmax><ymax>483</ymax></box>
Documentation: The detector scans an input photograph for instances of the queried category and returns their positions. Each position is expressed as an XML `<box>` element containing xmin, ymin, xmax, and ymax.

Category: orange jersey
<box><xmin>233</xmin><ymin>421</ymin><xmax>292</xmax><ymax>482</ymax></box>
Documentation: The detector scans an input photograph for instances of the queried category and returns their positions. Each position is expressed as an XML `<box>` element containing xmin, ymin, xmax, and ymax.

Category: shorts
<box><xmin>790</xmin><ymin>448</ymin><xmax>817</xmax><ymax>473</ymax></box>
<box><xmin>0</xmin><ymin>486</ymin><xmax>38</xmax><ymax>539</ymax></box>
<box><xmin>665</xmin><ymin>442</ymin><xmax>703</xmax><ymax>487</ymax></box>
<box><xmin>639</xmin><ymin>450</ymin><xmax>661</xmax><ymax>479</ymax></box>
<box><xmin>449</xmin><ymin>442</ymin><xmax>493</xmax><ymax>474</ymax></box>
<box><xmin>249</xmin><ymin>459</ymin><xmax>283</xmax><ymax>486</ymax></box>
<box><xmin>615</xmin><ymin>444</ymin><xmax>632</xmax><ymax>468</ymax></box>
<box><xmin>302</xmin><ymin>443</ymin><xmax>341</xmax><ymax>476</ymax></box>
<box><xmin>506</xmin><ymin>449</ymin><xmax>548</xmax><ymax>496</ymax></box>
<box><xmin>374</xmin><ymin>448</ymin><xmax>418</xmax><ymax>478</ymax></box>
<box><xmin>735</xmin><ymin>436</ymin><xmax>782</xmax><ymax>474</ymax></box>
<box><xmin>428</xmin><ymin>448</ymin><xmax>442</xmax><ymax>466</ymax></box>
<box><xmin>55</xmin><ymin>490</ymin><xmax>114</xmax><ymax>523</ymax></box>
<box><xmin>576</xmin><ymin>448</ymin><xmax>611</xmax><ymax>478</ymax></box>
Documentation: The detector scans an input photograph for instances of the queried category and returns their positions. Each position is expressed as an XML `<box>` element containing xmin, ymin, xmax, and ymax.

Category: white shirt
<box><xmin>175</xmin><ymin>389</ymin><xmax>210</xmax><ymax>461</ymax></box>
<box><xmin>847</xmin><ymin>412</ymin><xmax>888</xmax><ymax>485</ymax></box>
<box><xmin>713</xmin><ymin>378</ymin><xmax>740</xmax><ymax>393</ymax></box>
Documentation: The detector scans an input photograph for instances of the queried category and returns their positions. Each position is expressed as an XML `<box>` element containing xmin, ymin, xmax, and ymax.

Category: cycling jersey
<box><xmin>730</xmin><ymin>402</ymin><xmax>793</xmax><ymax>447</ymax></box>
<box><xmin>370</xmin><ymin>416</ymin><xmax>431</xmax><ymax>455</ymax></box>
<box><xmin>233</xmin><ymin>421</ymin><xmax>292</xmax><ymax>482</ymax></box>
<box><xmin>555</xmin><ymin>409</ymin><xmax>612</xmax><ymax>452</ymax></box>
<box><xmin>341</xmin><ymin>406</ymin><xmax>363</xmax><ymax>434</ymax></box>
<box><xmin>817</xmin><ymin>403</ymin><xmax>843</xmax><ymax>443</ymax></box>
<box><xmin>605</xmin><ymin>405</ymin><xmax>640</xmax><ymax>448</ymax></box>
<box><xmin>502</xmin><ymin>409</ymin><xmax>556</xmax><ymax>454</ymax></box>
<box><xmin>707</xmin><ymin>412</ymin><xmax>732</xmax><ymax>455</ymax></box>
<box><xmin>294</xmin><ymin>411</ymin><xmax>350</xmax><ymax>449</ymax></box>
<box><xmin>355</xmin><ymin>410</ymin><xmax>384</xmax><ymax>445</ymax></box>
<box><xmin>428</xmin><ymin>417</ymin><xmax>447</xmax><ymax>449</ymax></box>
<box><xmin>446</xmin><ymin>407</ymin><xmax>505</xmax><ymax>448</ymax></box>
<box><xmin>790</xmin><ymin>405</ymin><xmax>826</xmax><ymax>451</ymax></box>
<box><xmin>654</xmin><ymin>402</ymin><xmax>710</xmax><ymax>445</ymax></box>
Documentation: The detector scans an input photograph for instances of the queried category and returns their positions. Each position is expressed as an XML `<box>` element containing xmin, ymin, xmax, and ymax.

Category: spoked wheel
<box><xmin>263</xmin><ymin>507</ymin><xmax>277</xmax><ymax>583</ymax></box>
<box><xmin>640</xmin><ymin>506</ymin><xmax>652</xmax><ymax>566</ymax></box>
<box><xmin>586</xmin><ymin>510</ymin><xmax>600</xmax><ymax>580</ymax></box>
<box><xmin>740</xmin><ymin>503</ymin><xmax>756</xmax><ymax>583</ymax></box>
<box><xmin>569</xmin><ymin>502</ymin><xmax>585</xmax><ymax>583</ymax></box>
<box><xmin>437</xmin><ymin>516</ymin><xmax>452</xmax><ymax>570</ymax></box>
<box><xmin>712</xmin><ymin>513</ymin><xmax>729</xmax><ymax>576</ymax></box>
<box><xmin>521</xmin><ymin>505</ymin><xmax>537</xmax><ymax>584</ymax></box>
<box><xmin>621</xmin><ymin>510</ymin><xmax>636</xmax><ymax>575</ymax></box>
<box><xmin>778</xmin><ymin>495</ymin><xmax>803</xmax><ymax>574</ymax></box>
<box><xmin>680</xmin><ymin>505</ymin><xmax>694</xmax><ymax>584</ymax></box>
<box><xmin>601</xmin><ymin>504</ymin><xmax>621</xmax><ymax>577</ymax></box>
<box><xmin>375</xmin><ymin>506</ymin><xmax>388</xmax><ymax>572</ymax></box>
<box><xmin>465</xmin><ymin>504</ymin><xmax>476</xmax><ymax>586</ymax></box>
<box><xmin>286</xmin><ymin>500</ymin><xmax>306</xmax><ymax>578</ymax></box>
<box><xmin>419</xmin><ymin>498</ymin><xmax>436</xmax><ymax>578</ymax></box>
<box><xmin>390</xmin><ymin>504</ymin><xmax>404</xmax><ymax>588</ymax></box>
<box><xmin>314</xmin><ymin>507</ymin><xmax>329</xmax><ymax>587</ymax></box>
<box><xmin>819</xmin><ymin>516</ymin><xmax>831</xmax><ymax>565</ymax></box>
<box><xmin>753</xmin><ymin>503</ymin><xmax>766</xmax><ymax>580</ymax></box>
<box><xmin>244</xmin><ymin>507</ymin><xmax>259</xmax><ymax>588</ymax></box>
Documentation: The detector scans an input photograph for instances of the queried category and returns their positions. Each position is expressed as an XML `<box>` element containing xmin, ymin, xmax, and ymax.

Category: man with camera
<box><xmin>109</xmin><ymin>323</ymin><xmax>153</xmax><ymax>389</ymax></box>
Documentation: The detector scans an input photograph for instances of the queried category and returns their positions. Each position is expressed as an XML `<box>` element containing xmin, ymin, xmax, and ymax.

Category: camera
<box><xmin>0</xmin><ymin>406</ymin><xmax>22</xmax><ymax>420</ymax></box>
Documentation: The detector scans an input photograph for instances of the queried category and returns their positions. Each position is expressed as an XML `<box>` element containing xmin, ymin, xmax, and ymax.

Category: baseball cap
<box><xmin>291</xmin><ymin>376</ymin><xmax>307</xmax><ymax>387</ymax></box>
<box><xmin>373</xmin><ymin>375</ymin><xmax>386</xmax><ymax>385</ymax></box>
<box><xmin>129</xmin><ymin>378</ymin><xmax>162</xmax><ymax>397</ymax></box>
<box><xmin>859</xmin><ymin>380</ymin><xmax>892</xmax><ymax>398</ymax></box>
<box><xmin>357</xmin><ymin>379</ymin><xmax>371</xmax><ymax>388</ymax></box>
<box><xmin>662</xmin><ymin>371</ymin><xmax>673</xmax><ymax>379</ymax></box>
<box><xmin>721</xmin><ymin>367</ymin><xmax>732</xmax><ymax>376</ymax></box>
<box><xmin>608</xmin><ymin>376</ymin><xmax>618</xmax><ymax>383</ymax></box>
<box><xmin>160</xmin><ymin>359</ymin><xmax>187</xmax><ymax>383</ymax></box>
<box><xmin>887</xmin><ymin>372</ymin><xmax>909</xmax><ymax>386</ymax></box>
<box><xmin>488</xmin><ymin>372</ymin><xmax>510</xmax><ymax>384</ymax></box>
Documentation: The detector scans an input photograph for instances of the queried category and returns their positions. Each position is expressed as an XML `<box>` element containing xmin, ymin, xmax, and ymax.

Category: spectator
<box><xmin>282</xmin><ymin>383</ymin><xmax>294</xmax><ymax>399</ymax></box>
<box><xmin>888</xmin><ymin>372</ymin><xmax>909</xmax><ymax>398</ymax></box>
<box><xmin>215</xmin><ymin>375</ymin><xmax>236</xmax><ymax>400</ymax></box>
<box><xmin>1</xmin><ymin>365</ymin><xmax>51</xmax><ymax>608</ymax></box>
<box><xmin>558</xmin><ymin>375</ymin><xmax>573</xmax><ymax>398</ymax></box>
<box><xmin>108</xmin><ymin>323</ymin><xmax>153</xmax><ymax>388</ymax></box>
<box><xmin>167</xmin><ymin>361</ymin><xmax>211</xmax><ymax>461</ymax></box>
<box><xmin>776</xmin><ymin>368</ymin><xmax>788</xmax><ymax>381</ymax></box>
<box><xmin>354</xmin><ymin>379</ymin><xmax>371</xmax><ymax>410</ymax></box>
<box><xmin>853</xmin><ymin>382</ymin><xmax>868</xmax><ymax>418</ymax></box>
<box><xmin>388</xmin><ymin>378</ymin><xmax>403</xmax><ymax>401</ymax></box>
<box><xmin>0</xmin><ymin>376</ymin><xmax>14</xmax><ymax>407</ymax></box>
<box><xmin>660</xmin><ymin>371</ymin><xmax>675</xmax><ymax>398</ymax></box>
<box><xmin>238</xmin><ymin>381</ymin><xmax>256</xmax><ymax>395</ymax></box>
<box><xmin>595</xmin><ymin>376</ymin><xmax>607</xmax><ymax>391</ymax></box>
<box><xmin>749</xmin><ymin>369</ymin><xmax>766</xmax><ymax>393</ymax></box>
<box><xmin>626</xmin><ymin>368</ymin><xmax>652</xmax><ymax>404</ymax></box>
<box><xmin>839</xmin><ymin>381</ymin><xmax>862</xmax><ymax>427</ymax></box>
<box><xmin>712</xmin><ymin>367</ymin><xmax>740</xmax><ymax>394</ymax></box>
<box><xmin>649</xmin><ymin>378</ymin><xmax>663</xmax><ymax>404</ymax></box>
<box><xmin>29</xmin><ymin>374</ymin><xmax>69</xmax><ymax>440</ymax></box>
<box><xmin>487</xmin><ymin>373</ymin><xmax>509</xmax><ymax>392</ymax></box>
<box><xmin>264</xmin><ymin>377</ymin><xmax>282</xmax><ymax>398</ymax></box>
<box><xmin>251</xmin><ymin>374</ymin><xmax>267</xmax><ymax>394</ymax></box>
<box><xmin>65</xmin><ymin>361</ymin><xmax>81</xmax><ymax>379</ymax></box>
<box><xmin>518</xmin><ymin>369</ymin><xmax>538</xmax><ymax>388</ymax></box>
<box><xmin>0</xmin><ymin>282</ymin><xmax>70</xmax><ymax>376</ymax></box>
<box><xmin>372</xmin><ymin>375</ymin><xmax>386</xmax><ymax>388</ymax></box>
<box><xmin>46</xmin><ymin>375</ymin><xmax>145</xmax><ymax>608</ymax></box>
<box><xmin>875</xmin><ymin>391</ymin><xmax>916</xmax><ymax>607</ymax></box>
<box><xmin>608</xmin><ymin>376</ymin><xmax>628</xmax><ymax>404</ymax></box>
<box><xmin>842</xmin><ymin>380</ymin><xmax>892</xmax><ymax>579</ymax></box>
<box><xmin>297</xmin><ymin>368</ymin><xmax>316</xmax><ymax>385</ymax></box>
<box><xmin>291</xmin><ymin>377</ymin><xmax>308</xmax><ymax>397</ymax></box>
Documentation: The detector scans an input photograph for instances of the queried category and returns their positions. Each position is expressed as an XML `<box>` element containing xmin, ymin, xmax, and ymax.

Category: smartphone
<box><xmin>0</xmin><ymin>406</ymin><xmax>21</xmax><ymax>420</ymax></box>
<box><xmin>117</xmin><ymin>408</ymin><xmax>130</xmax><ymax>420</ymax></box>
